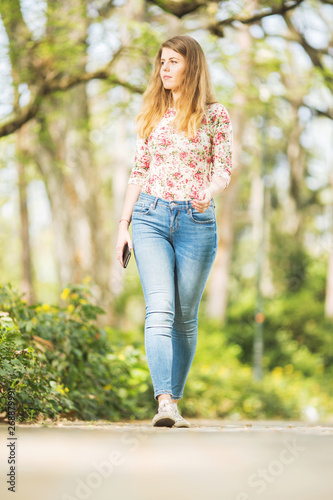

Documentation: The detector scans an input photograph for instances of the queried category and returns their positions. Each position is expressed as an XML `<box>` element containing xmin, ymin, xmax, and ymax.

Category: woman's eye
<box><xmin>161</xmin><ymin>61</ymin><xmax>177</xmax><ymax>65</ymax></box>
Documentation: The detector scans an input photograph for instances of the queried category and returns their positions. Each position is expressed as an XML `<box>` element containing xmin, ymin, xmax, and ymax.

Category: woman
<box><xmin>116</xmin><ymin>35</ymin><xmax>232</xmax><ymax>428</ymax></box>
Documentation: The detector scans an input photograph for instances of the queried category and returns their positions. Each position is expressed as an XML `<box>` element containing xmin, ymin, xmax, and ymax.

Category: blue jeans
<box><xmin>132</xmin><ymin>192</ymin><xmax>218</xmax><ymax>400</ymax></box>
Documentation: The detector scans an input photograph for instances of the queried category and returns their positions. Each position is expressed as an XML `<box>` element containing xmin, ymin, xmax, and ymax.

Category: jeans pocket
<box><xmin>132</xmin><ymin>201</ymin><xmax>154</xmax><ymax>216</ymax></box>
<box><xmin>189</xmin><ymin>206</ymin><xmax>216</xmax><ymax>224</ymax></box>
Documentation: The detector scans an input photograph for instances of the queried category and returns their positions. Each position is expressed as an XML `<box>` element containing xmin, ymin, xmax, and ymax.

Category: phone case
<box><xmin>122</xmin><ymin>244</ymin><xmax>131</xmax><ymax>268</ymax></box>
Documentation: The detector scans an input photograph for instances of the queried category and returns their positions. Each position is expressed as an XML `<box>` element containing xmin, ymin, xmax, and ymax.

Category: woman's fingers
<box><xmin>116</xmin><ymin>232</ymin><xmax>132</xmax><ymax>266</ymax></box>
<box><xmin>191</xmin><ymin>190</ymin><xmax>212</xmax><ymax>212</ymax></box>
<box><xmin>116</xmin><ymin>240</ymin><xmax>127</xmax><ymax>266</ymax></box>
<box><xmin>116</xmin><ymin>243</ymin><xmax>124</xmax><ymax>266</ymax></box>
<box><xmin>191</xmin><ymin>199</ymin><xmax>211</xmax><ymax>213</ymax></box>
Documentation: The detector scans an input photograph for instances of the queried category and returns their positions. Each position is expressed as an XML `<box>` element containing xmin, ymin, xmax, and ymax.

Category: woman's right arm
<box><xmin>116</xmin><ymin>183</ymin><xmax>142</xmax><ymax>266</ymax></box>
<box><xmin>116</xmin><ymin>134</ymin><xmax>151</xmax><ymax>265</ymax></box>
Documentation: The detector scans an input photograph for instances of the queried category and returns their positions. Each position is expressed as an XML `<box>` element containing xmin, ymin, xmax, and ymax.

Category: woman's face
<box><xmin>160</xmin><ymin>47</ymin><xmax>186</xmax><ymax>94</ymax></box>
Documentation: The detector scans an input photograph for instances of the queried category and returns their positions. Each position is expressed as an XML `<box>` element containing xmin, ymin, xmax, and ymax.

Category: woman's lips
<box><xmin>163</xmin><ymin>76</ymin><xmax>172</xmax><ymax>79</ymax></box>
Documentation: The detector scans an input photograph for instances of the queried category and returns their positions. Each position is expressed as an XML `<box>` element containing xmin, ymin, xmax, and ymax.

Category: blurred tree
<box><xmin>206</xmin><ymin>21</ymin><xmax>251</xmax><ymax>322</ymax></box>
<box><xmin>0</xmin><ymin>1</ymin><xmax>36</xmax><ymax>302</ymax></box>
<box><xmin>325</xmin><ymin>151</ymin><xmax>333</xmax><ymax>318</ymax></box>
<box><xmin>0</xmin><ymin>0</ymin><xmax>332</xmax><ymax>323</ymax></box>
<box><xmin>1</xmin><ymin>0</ymin><xmax>112</xmax><ymax>303</ymax></box>
<box><xmin>17</xmin><ymin>127</ymin><xmax>35</xmax><ymax>304</ymax></box>
<box><xmin>109</xmin><ymin>0</ymin><xmax>146</xmax><ymax>300</ymax></box>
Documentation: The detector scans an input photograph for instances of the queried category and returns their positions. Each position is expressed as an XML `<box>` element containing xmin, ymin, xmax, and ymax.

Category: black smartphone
<box><xmin>122</xmin><ymin>243</ymin><xmax>132</xmax><ymax>268</ymax></box>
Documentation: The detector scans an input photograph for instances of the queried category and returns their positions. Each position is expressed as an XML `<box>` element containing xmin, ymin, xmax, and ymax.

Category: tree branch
<box><xmin>305</xmin><ymin>105</ymin><xmax>333</xmax><ymax>120</ymax></box>
<box><xmin>283</xmin><ymin>13</ymin><xmax>333</xmax><ymax>87</ymax></box>
<box><xmin>208</xmin><ymin>0</ymin><xmax>305</xmax><ymax>36</ymax></box>
<box><xmin>148</xmin><ymin>0</ymin><xmax>305</xmax><ymax>26</ymax></box>
<box><xmin>147</xmin><ymin>0</ymin><xmax>217</xmax><ymax>18</ymax></box>
<box><xmin>282</xmin><ymin>95</ymin><xmax>333</xmax><ymax>120</ymax></box>
<box><xmin>0</xmin><ymin>65</ymin><xmax>144</xmax><ymax>138</ymax></box>
<box><xmin>47</xmin><ymin>45</ymin><xmax>143</xmax><ymax>93</ymax></box>
<box><xmin>0</xmin><ymin>94</ymin><xmax>41</xmax><ymax>137</ymax></box>
<box><xmin>48</xmin><ymin>69</ymin><xmax>144</xmax><ymax>94</ymax></box>
<box><xmin>92</xmin><ymin>0</ymin><xmax>116</xmax><ymax>17</ymax></box>
<box><xmin>87</xmin><ymin>0</ymin><xmax>118</xmax><ymax>22</ymax></box>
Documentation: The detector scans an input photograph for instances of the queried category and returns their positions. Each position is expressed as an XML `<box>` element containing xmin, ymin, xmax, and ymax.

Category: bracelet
<box><xmin>119</xmin><ymin>218</ymin><xmax>130</xmax><ymax>224</ymax></box>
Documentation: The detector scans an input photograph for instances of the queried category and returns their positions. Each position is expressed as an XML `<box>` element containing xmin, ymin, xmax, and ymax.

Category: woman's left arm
<box><xmin>191</xmin><ymin>105</ymin><xmax>233</xmax><ymax>213</ymax></box>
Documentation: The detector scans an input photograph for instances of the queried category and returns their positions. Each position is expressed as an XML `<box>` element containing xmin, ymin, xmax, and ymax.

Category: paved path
<box><xmin>1</xmin><ymin>419</ymin><xmax>333</xmax><ymax>500</ymax></box>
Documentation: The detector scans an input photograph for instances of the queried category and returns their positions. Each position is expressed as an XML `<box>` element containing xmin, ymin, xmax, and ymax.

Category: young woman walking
<box><xmin>116</xmin><ymin>35</ymin><xmax>232</xmax><ymax>427</ymax></box>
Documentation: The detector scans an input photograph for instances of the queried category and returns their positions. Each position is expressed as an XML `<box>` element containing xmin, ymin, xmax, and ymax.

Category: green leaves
<box><xmin>0</xmin><ymin>281</ymin><xmax>152</xmax><ymax>422</ymax></box>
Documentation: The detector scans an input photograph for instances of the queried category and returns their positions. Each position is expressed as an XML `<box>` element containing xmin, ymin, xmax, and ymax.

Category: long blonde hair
<box><xmin>136</xmin><ymin>35</ymin><xmax>217</xmax><ymax>140</ymax></box>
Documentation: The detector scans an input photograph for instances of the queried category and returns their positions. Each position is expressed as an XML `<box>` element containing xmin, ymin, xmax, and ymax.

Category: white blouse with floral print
<box><xmin>128</xmin><ymin>102</ymin><xmax>232</xmax><ymax>201</ymax></box>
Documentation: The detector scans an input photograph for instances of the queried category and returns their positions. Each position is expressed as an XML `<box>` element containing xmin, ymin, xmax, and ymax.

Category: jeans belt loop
<box><xmin>153</xmin><ymin>197</ymin><xmax>158</xmax><ymax>209</ymax></box>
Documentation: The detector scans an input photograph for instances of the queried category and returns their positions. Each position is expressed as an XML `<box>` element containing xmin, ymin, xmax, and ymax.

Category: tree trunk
<box><xmin>109</xmin><ymin>0</ymin><xmax>146</xmax><ymax>302</ymax></box>
<box><xmin>29</xmin><ymin>0</ymin><xmax>110</xmax><ymax>306</ymax></box>
<box><xmin>262</xmin><ymin>179</ymin><xmax>275</xmax><ymax>298</ymax></box>
<box><xmin>325</xmin><ymin>168</ymin><xmax>333</xmax><ymax>318</ymax></box>
<box><xmin>17</xmin><ymin>127</ymin><xmax>35</xmax><ymax>304</ymax></box>
<box><xmin>206</xmin><ymin>23</ymin><xmax>251</xmax><ymax>322</ymax></box>
<box><xmin>284</xmin><ymin>104</ymin><xmax>306</xmax><ymax>240</ymax></box>
<box><xmin>1</xmin><ymin>0</ymin><xmax>110</xmax><ymax>301</ymax></box>
<box><xmin>1</xmin><ymin>1</ymin><xmax>36</xmax><ymax>302</ymax></box>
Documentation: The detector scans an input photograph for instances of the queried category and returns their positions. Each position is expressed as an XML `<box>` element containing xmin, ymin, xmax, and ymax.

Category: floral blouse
<box><xmin>128</xmin><ymin>103</ymin><xmax>232</xmax><ymax>201</ymax></box>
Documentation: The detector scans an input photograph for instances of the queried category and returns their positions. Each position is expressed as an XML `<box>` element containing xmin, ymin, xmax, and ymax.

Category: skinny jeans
<box><xmin>132</xmin><ymin>192</ymin><xmax>218</xmax><ymax>400</ymax></box>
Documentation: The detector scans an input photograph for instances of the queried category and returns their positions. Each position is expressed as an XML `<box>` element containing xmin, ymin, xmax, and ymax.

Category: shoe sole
<box><xmin>152</xmin><ymin>416</ymin><xmax>175</xmax><ymax>427</ymax></box>
<box><xmin>173</xmin><ymin>421</ymin><xmax>190</xmax><ymax>428</ymax></box>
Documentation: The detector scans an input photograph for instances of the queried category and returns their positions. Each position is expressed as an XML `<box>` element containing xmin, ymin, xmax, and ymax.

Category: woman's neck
<box><xmin>171</xmin><ymin>90</ymin><xmax>181</xmax><ymax>110</ymax></box>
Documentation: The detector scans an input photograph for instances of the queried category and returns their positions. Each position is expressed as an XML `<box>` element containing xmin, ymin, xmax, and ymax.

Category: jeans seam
<box><xmin>154</xmin><ymin>390</ymin><xmax>173</xmax><ymax>400</ymax></box>
<box><xmin>171</xmin><ymin>211</ymin><xmax>179</xmax><ymax>234</ymax></box>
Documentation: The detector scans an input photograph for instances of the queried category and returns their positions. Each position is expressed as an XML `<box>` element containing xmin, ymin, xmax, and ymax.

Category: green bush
<box><xmin>0</xmin><ymin>311</ymin><xmax>74</xmax><ymax>421</ymax></box>
<box><xmin>2</xmin><ymin>270</ymin><xmax>333</xmax><ymax>423</ymax></box>
<box><xmin>221</xmin><ymin>259</ymin><xmax>333</xmax><ymax>378</ymax></box>
<box><xmin>182</xmin><ymin>324</ymin><xmax>333</xmax><ymax>421</ymax></box>
<box><xmin>0</xmin><ymin>282</ymin><xmax>152</xmax><ymax>422</ymax></box>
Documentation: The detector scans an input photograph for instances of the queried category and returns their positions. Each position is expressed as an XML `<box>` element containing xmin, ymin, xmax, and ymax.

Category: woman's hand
<box><xmin>116</xmin><ymin>221</ymin><xmax>133</xmax><ymax>266</ymax></box>
<box><xmin>115</xmin><ymin>184</ymin><xmax>141</xmax><ymax>265</ymax></box>
<box><xmin>191</xmin><ymin>188</ymin><xmax>213</xmax><ymax>213</ymax></box>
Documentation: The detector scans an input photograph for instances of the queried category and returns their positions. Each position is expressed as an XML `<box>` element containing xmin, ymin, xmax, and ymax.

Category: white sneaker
<box><xmin>152</xmin><ymin>400</ymin><xmax>176</xmax><ymax>427</ymax></box>
<box><xmin>172</xmin><ymin>404</ymin><xmax>190</xmax><ymax>428</ymax></box>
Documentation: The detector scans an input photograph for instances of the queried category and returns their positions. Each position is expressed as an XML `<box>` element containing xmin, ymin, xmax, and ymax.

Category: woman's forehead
<box><xmin>161</xmin><ymin>47</ymin><xmax>184</xmax><ymax>60</ymax></box>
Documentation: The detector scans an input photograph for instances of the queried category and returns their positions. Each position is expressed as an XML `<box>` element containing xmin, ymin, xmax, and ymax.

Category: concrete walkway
<box><xmin>1</xmin><ymin>419</ymin><xmax>333</xmax><ymax>500</ymax></box>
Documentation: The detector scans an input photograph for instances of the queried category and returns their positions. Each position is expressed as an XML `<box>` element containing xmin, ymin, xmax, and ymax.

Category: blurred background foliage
<box><xmin>0</xmin><ymin>0</ymin><xmax>333</xmax><ymax>422</ymax></box>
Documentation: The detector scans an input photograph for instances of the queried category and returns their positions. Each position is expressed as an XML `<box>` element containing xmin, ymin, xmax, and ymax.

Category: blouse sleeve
<box><xmin>211</xmin><ymin>105</ymin><xmax>233</xmax><ymax>190</ymax></box>
<box><xmin>128</xmin><ymin>136</ymin><xmax>151</xmax><ymax>187</ymax></box>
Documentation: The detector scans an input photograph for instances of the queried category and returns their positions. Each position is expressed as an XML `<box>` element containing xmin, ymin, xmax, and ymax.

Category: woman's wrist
<box><xmin>205</xmin><ymin>187</ymin><xmax>214</xmax><ymax>199</ymax></box>
<box><xmin>119</xmin><ymin>219</ymin><xmax>131</xmax><ymax>229</ymax></box>
<box><xmin>207</xmin><ymin>177</ymin><xmax>227</xmax><ymax>198</ymax></box>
